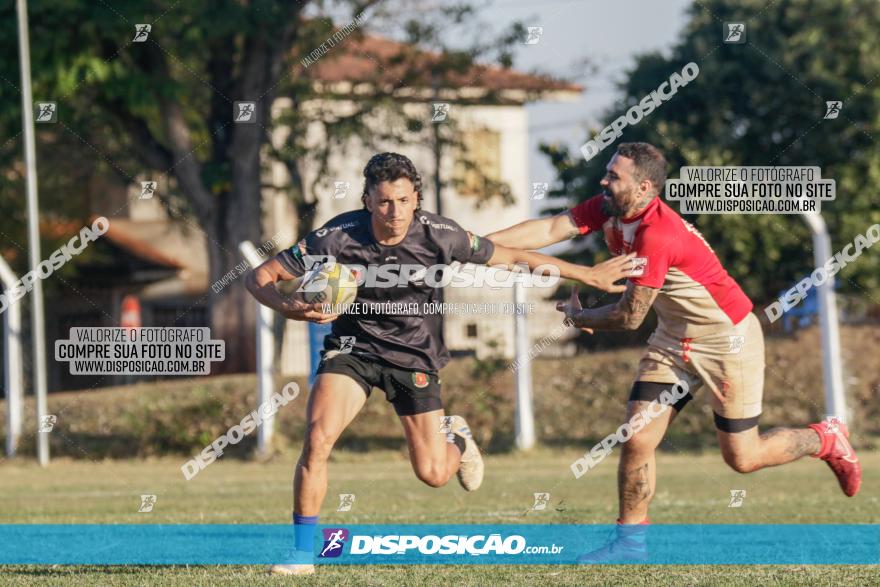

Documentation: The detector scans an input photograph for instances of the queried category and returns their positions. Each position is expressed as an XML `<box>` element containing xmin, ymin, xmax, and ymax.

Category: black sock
<box><xmin>450</xmin><ymin>433</ymin><xmax>467</xmax><ymax>455</ymax></box>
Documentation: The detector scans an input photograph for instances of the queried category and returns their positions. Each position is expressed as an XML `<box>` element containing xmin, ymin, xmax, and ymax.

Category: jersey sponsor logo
<box><xmin>412</xmin><ymin>372</ymin><xmax>429</xmax><ymax>388</ymax></box>
<box><xmin>315</xmin><ymin>221</ymin><xmax>359</xmax><ymax>238</ymax></box>
<box><xmin>418</xmin><ymin>215</ymin><xmax>457</xmax><ymax>231</ymax></box>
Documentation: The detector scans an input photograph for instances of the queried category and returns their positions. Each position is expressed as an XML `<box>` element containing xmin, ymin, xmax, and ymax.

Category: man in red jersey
<box><xmin>488</xmin><ymin>142</ymin><xmax>861</xmax><ymax>561</ymax></box>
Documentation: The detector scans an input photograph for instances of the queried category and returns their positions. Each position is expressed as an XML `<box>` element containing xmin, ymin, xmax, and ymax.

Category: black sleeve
<box><xmin>276</xmin><ymin>231</ymin><xmax>335</xmax><ymax>276</ymax></box>
<box><xmin>276</xmin><ymin>238</ymin><xmax>309</xmax><ymax>276</ymax></box>
<box><xmin>441</xmin><ymin>224</ymin><xmax>495</xmax><ymax>265</ymax></box>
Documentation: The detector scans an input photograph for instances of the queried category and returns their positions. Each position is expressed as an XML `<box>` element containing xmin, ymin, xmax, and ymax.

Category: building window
<box><xmin>466</xmin><ymin>323</ymin><xmax>478</xmax><ymax>338</ymax></box>
<box><xmin>454</xmin><ymin>128</ymin><xmax>501</xmax><ymax>196</ymax></box>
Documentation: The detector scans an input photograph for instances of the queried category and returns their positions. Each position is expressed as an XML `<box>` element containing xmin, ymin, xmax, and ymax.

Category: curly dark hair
<box><xmin>361</xmin><ymin>152</ymin><xmax>423</xmax><ymax>209</ymax></box>
<box><xmin>616</xmin><ymin>142</ymin><xmax>667</xmax><ymax>195</ymax></box>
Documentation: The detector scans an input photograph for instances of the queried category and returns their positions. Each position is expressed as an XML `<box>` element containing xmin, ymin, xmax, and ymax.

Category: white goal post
<box><xmin>0</xmin><ymin>255</ymin><xmax>24</xmax><ymax>457</ymax></box>
<box><xmin>802</xmin><ymin>212</ymin><xmax>848</xmax><ymax>420</ymax></box>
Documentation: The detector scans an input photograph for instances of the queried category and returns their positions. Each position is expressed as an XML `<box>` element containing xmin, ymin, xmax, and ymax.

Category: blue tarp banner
<box><xmin>0</xmin><ymin>524</ymin><xmax>877</xmax><ymax>565</ymax></box>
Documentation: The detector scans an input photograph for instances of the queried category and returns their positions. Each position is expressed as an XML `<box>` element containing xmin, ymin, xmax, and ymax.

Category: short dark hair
<box><xmin>615</xmin><ymin>142</ymin><xmax>667</xmax><ymax>195</ymax></box>
<box><xmin>362</xmin><ymin>152</ymin><xmax>422</xmax><ymax>208</ymax></box>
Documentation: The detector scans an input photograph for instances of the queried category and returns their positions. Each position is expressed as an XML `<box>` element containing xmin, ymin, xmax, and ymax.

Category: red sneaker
<box><xmin>808</xmin><ymin>417</ymin><xmax>861</xmax><ymax>497</ymax></box>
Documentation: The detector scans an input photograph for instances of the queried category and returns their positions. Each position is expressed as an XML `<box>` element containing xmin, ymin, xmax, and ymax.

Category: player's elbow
<box><xmin>244</xmin><ymin>269</ymin><xmax>259</xmax><ymax>295</ymax></box>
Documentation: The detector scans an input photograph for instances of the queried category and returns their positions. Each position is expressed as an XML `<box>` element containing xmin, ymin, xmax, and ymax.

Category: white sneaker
<box><xmin>450</xmin><ymin>415</ymin><xmax>484</xmax><ymax>491</ymax></box>
<box><xmin>268</xmin><ymin>563</ymin><xmax>315</xmax><ymax>576</ymax></box>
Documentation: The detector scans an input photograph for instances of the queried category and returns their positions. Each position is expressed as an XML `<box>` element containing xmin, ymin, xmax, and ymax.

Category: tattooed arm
<box><xmin>557</xmin><ymin>281</ymin><xmax>659</xmax><ymax>331</ymax></box>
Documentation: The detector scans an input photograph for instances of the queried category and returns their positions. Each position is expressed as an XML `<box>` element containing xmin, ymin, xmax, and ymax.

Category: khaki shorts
<box><xmin>636</xmin><ymin>312</ymin><xmax>764</xmax><ymax>421</ymax></box>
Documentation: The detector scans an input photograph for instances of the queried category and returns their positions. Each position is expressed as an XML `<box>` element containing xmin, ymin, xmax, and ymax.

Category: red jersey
<box><xmin>570</xmin><ymin>195</ymin><xmax>753</xmax><ymax>337</ymax></box>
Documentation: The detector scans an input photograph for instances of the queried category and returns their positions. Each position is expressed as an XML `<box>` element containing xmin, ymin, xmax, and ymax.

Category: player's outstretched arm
<box><xmin>556</xmin><ymin>282</ymin><xmax>659</xmax><ymax>331</ymax></box>
<box><xmin>486</xmin><ymin>211</ymin><xmax>580</xmax><ymax>250</ymax></box>
<box><xmin>245</xmin><ymin>258</ymin><xmax>338</xmax><ymax>324</ymax></box>
<box><xmin>487</xmin><ymin>245</ymin><xmax>634</xmax><ymax>293</ymax></box>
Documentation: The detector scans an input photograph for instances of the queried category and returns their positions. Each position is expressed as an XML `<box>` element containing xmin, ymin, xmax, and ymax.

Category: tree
<box><xmin>0</xmin><ymin>0</ymin><xmax>525</xmax><ymax>371</ymax></box>
<box><xmin>542</xmin><ymin>0</ymin><xmax>880</xmax><ymax>304</ymax></box>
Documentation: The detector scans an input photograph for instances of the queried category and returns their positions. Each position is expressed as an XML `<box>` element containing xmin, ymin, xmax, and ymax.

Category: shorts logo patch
<box><xmin>412</xmin><ymin>372</ymin><xmax>429</xmax><ymax>388</ymax></box>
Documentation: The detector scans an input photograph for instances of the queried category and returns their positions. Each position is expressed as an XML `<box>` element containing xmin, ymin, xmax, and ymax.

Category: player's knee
<box><xmin>623</xmin><ymin>428</ymin><xmax>662</xmax><ymax>455</ymax></box>
<box><xmin>302</xmin><ymin>427</ymin><xmax>336</xmax><ymax>465</ymax></box>
<box><xmin>414</xmin><ymin>462</ymin><xmax>448</xmax><ymax>488</ymax></box>
<box><xmin>722</xmin><ymin>451</ymin><xmax>759</xmax><ymax>474</ymax></box>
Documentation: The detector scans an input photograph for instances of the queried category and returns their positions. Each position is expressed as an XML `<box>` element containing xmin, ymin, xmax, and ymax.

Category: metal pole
<box><xmin>17</xmin><ymin>0</ymin><xmax>49</xmax><ymax>466</ymax></box>
<box><xmin>432</xmin><ymin>121</ymin><xmax>443</xmax><ymax>216</ymax></box>
<box><xmin>239</xmin><ymin>241</ymin><xmax>274</xmax><ymax>456</ymax></box>
<box><xmin>0</xmin><ymin>257</ymin><xmax>24</xmax><ymax>457</ymax></box>
<box><xmin>513</xmin><ymin>279</ymin><xmax>535</xmax><ymax>449</ymax></box>
<box><xmin>801</xmin><ymin>212</ymin><xmax>847</xmax><ymax>421</ymax></box>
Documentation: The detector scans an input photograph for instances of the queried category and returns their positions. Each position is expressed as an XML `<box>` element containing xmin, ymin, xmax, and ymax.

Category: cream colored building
<box><xmin>263</xmin><ymin>34</ymin><xmax>582</xmax><ymax>375</ymax></box>
<box><xmin>94</xmin><ymin>32</ymin><xmax>583</xmax><ymax>378</ymax></box>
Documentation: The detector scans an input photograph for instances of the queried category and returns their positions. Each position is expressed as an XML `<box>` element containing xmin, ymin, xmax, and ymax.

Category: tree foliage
<box><xmin>0</xmin><ymin>0</ymin><xmax>524</xmax><ymax>370</ymax></box>
<box><xmin>542</xmin><ymin>0</ymin><xmax>880</xmax><ymax>303</ymax></box>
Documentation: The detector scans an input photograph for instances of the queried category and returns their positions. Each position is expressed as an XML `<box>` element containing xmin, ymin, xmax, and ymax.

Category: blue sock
<box><xmin>293</xmin><ymin>513</ymin><xmax>319</xmax><ymax>554</ymax></box>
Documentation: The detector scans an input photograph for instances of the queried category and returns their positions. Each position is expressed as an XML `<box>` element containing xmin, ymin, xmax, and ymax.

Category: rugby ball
<box><xmin>294</xmin><ymin>262</ymin><xmax>358</xmax><ymax>307</ymax></box>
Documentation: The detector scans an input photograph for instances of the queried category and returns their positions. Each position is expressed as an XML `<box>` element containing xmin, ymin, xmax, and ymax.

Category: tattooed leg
<box><xmin>717</xmin><ymin>426</ymin><xmax>821</xmax><ymax>473</ymax></box>
<box><xmin>619</xmin><ymin>463</ymin><xmax>652</xmax><ymax>520</ymax></box>
<box><xmin>616</xmin><ymin>400</ymin><xmax>676</xmax><ymax>523</ymax></box>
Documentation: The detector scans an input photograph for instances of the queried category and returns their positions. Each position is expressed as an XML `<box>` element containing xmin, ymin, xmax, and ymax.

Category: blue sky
<box><xmin>486</xmin><ymin>0</ymin><xmax>694</xmax><ymax>210</ymax></box>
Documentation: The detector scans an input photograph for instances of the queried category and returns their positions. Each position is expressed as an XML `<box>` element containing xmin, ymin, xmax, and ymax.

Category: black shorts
<box><xmin>316</xmin><ymin>351</ymin><xmax>443</xmax><ymax>416</ymax></box>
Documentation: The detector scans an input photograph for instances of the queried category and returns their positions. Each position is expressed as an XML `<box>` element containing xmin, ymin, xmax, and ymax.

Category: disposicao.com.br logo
<box><xmin>318</xmin><ymin>527</ymin><xmax>563</xmax><ymax>560</ymax></box>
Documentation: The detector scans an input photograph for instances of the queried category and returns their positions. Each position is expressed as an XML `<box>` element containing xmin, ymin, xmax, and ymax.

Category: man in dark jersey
<box><xmin>246</xmin><ymin>152</ymin><xmax>634</xmax><ymax>575</ymax></box>
<box><xmin>489</xmin><ymin>142</ymin><xmax>861</xmax><ymax>562</ymax></box>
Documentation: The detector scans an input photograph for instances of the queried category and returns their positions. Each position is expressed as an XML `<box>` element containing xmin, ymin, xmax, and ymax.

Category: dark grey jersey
<box><xmin>276</xmin><ymin>209</ymin><xmax>495</xmax><ymax>372</ymax></box>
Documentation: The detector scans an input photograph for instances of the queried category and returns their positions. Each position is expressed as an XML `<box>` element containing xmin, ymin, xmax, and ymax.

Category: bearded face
<box><xmin>599</xmin><ymin>154</ymin><xmax>649</xmax><ymax>218</ymax></box>
<box><xmin>600</xmin><ymin>184</ymin><xmax>634</xmax><ymax>217</ymax></box>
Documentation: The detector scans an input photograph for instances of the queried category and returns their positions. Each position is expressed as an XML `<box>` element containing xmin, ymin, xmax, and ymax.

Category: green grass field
<box><xmin>1</xmin><ymin>450</ymin><xmax>877</xmax><ymax>585</ymax></box>
<box><xmin>2</xmin><ymin>327</ymin><xmax>879</xmax><ymax>585</ymax></box>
